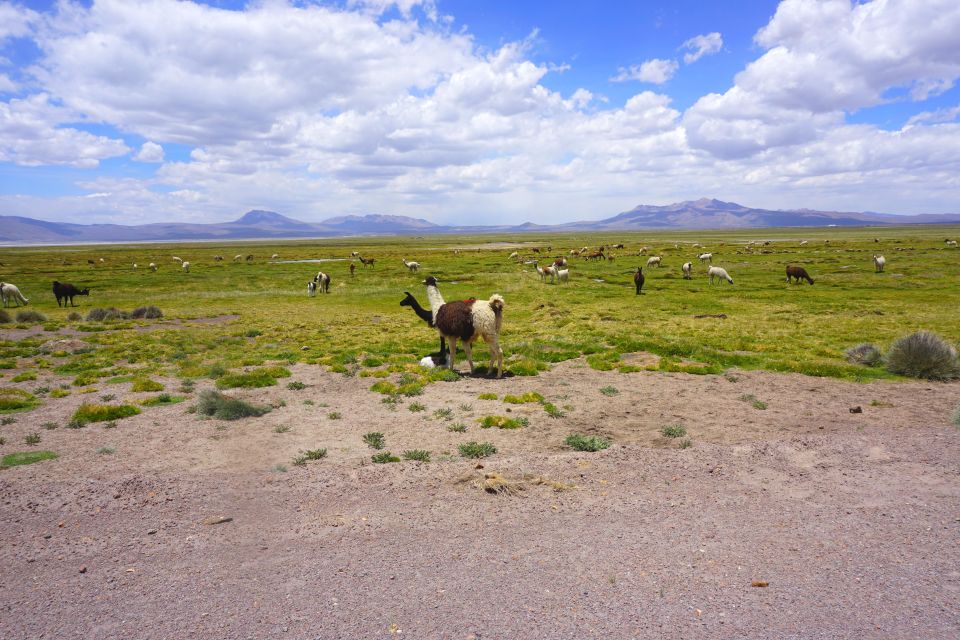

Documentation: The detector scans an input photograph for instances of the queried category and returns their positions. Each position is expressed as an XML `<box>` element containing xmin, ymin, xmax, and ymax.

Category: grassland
<box><xmin>0</xmin><ymin>225</ymin><xmax>958</xmax><ymax>398</ymax></box>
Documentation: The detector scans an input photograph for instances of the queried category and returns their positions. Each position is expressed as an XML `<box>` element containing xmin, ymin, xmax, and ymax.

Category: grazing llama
<box><xmin>646</xmin><ymin>256</ymin><xmax>662</xmax><ymax>268</ymax></box>
<box><xmin>53</xmin><ymin>281</ymin><xmax>90</xmax><ymax>307</ymax></box>
<box><xmin>557</xmin><ymin>268</ymin><xmax>569</xmax><ymax>284</ymax></box>
<box><xmin>786</xmin><ymin>266</ymin><xmax>814</xmax><ymax>285</ymax></box>
<box><xmin>0</xmin><ymin>282</ymin><xmax>29</xmax><ymax>307</ymax></box>
<box><xmin>313</xmin><ymin>271</ymin><xmax>331</xmax><ymax>294</ymax></box>
<box><xmin>402</xmin><ymin>259</ymin><xmax>421</xmax><ymax>273</ymax></box>
<box><xmin>681</xmin><ymin>262</ymin><xmax>692</xmax><ymax>279</ymax></box>
<box><xmin>182</xmin><ymin>261</ymin><xmax>190</xmax><ymax>273</ymax></box>
<box><xmin>698</xmin><ymin>253</ymin><xmax>713</xmax><ymax>263</ymax></box>
<box><xmin>708</xmin><ymin>266</ymin><xmax>734</xmax><ymax>284</ymax></box>
<box><xmin>423</xmin><ymin>276</ymin><xmax>504</xmax><ymax>377</ymax></box>
<box><xmin>874</xmin><ymin>255</ymin><xmax>886</xmax><ymax>273</ymax></box>
<box><xmin>358</xmin><ymin>255</ymin><xmax>375</xmax><ymax>268</ymax></box>
<box><xmin>634</xmin><ymin>267</ymin><xmax>645</xmax><ymax>294</ymax></box>
<box><xmin>307</xmin><ymin>281</ymin><xmax>317</xmax><ymax>297</ymax></box>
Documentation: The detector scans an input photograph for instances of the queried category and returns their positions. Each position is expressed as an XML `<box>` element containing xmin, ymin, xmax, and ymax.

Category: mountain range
<box><xmin>2</xmin><ymin>199</ymin><xmax>959</xmax><ymax>244</ymax></box>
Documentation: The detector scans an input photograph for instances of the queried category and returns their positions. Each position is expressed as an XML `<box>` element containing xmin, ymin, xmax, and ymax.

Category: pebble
<box><xmin>203</xmin><ymin>516</ymin><xmax>233</xmax><ymax>525</ymax></box>
<box><xmin>79</xmin><ymin>566</ymin><xmax>87</xmax><ymax>574</ymax></box>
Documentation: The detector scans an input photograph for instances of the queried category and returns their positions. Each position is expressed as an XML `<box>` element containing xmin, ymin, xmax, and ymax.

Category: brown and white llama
<box><xmin>423</xmin><ymin>276</ymin><xmax>504</xmax><ymax>377</ymax></box>
<box><xmin>313</xmin><ymin>271</ymin><xmax>331</xmax><ymax>293</ymax></box>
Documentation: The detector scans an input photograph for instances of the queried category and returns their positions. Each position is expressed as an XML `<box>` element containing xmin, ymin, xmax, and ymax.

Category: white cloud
<box><xmin>134</xmin><ymin>141</ymin><xmax>164</xmax><ymax>163</ymax></box>
<box><xmin>682</xmin><ymin>32</ymin><xmax>723</xmax><ymax>64</ymax></box>
<box><xmin>0</xmin><ymin>3</ymin><xmax>37</xmax><ymax>42</ymax></box>
<box><xmin>610</xmin><ymin>58</ymin><xmax>679</xmax><ymax>84</ymax></box>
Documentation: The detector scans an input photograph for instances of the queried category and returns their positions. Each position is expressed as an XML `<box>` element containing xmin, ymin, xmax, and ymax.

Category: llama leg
<box><xmin>447</xmin><ymin>338</ymin><xmax>457</xmax><ymax>372</ymax></box>
<box><xmin>464</xmin><ymin>341</ymin><xmax>473</xmax><ymax>374</ymax></box>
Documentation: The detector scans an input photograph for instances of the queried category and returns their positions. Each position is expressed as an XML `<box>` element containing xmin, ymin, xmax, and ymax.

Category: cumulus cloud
<box><xmin>134</xmin><ymin>141</ymin><xmax>164</xmax><ymax>163</ymax></box>
<box><xmin>610</xmin><ymin>58</ymin><xmax>679</xmax><ymax>84</ymax></box>
<box><xmin>682</xmin><ymin>32</ymin><xmax>723</xmax><ymax>64</ymax></box>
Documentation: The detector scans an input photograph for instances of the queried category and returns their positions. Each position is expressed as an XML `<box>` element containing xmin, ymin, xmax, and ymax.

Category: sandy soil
<box><xmin>1</xmin><ymin>360</ymin><xmax>958</xmax><ymax>639</ymax></box>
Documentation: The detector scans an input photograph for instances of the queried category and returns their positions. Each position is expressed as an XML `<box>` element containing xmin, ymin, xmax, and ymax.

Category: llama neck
<box><xmin>408</xmin><ymin>296</ymin><xmax>432</xmax><ymax>323</ymax></box>
<box><xmin>425</xmin><ymin>284</ymin><xmax>446</xmax><ymax>321</ymax></box>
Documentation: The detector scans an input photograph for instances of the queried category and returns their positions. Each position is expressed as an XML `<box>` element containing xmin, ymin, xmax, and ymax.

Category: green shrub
<box><xmin>478</xmin><ymin>393</ymin><xmax>497</xmax><ymax>400</ymax></box>
<box><xmin>216</xmin><ymin>366</ymin><xmax>289</xmax><ymax>389</ymax></box>
<box><xmin>660</xmin><ymin>425</ymin><xmax>687</xmax><ymax>438</ymax></box>
<box><xmin>845</xmin><ymin>343</ymin><xmax>882</xmax><ymax>366</ymax></box>
<box><xmin>370</xmin><ymin>381</ymin><xmax>398</xmax><ymax>395</ymax></box>
<box><xmin>11</xmin><ymin>371</ymin><xmax>37</xmax><ymax>382</ymax></box>
<box><xmin>287</xmin><ymin>381</ymin><xmax>307</xmax><ymax>390</ymax></box>
<box><xmin>600</xmin><ymin>386</ymin><xmax>619</xmax><ymax>396</ymax></box>
<box><xmin>15</xmin><ymin>310</ymin><xmax>47</xmax><ymax>324</ymax></box>
<box><xmin>1</xmin><ymin>450</ymin><xmax>58</xmax><ymax>468</ymax></box>
<box><xmin>478</xmin><ymin>415</ymin><xmax>528</xmax><ymax>429</ymax></box>
<box><xmin>24</xmin><ymin>432</ymin><xmax>41</xmax><ymax>445</ymax></box>
<box><xmin>542</xmin><ymin>402</ymin><xmax>565</xmax><ymax>418</ymax></box>
<box><xmin>363</xmin><ymin>432</ymin><xmax>386</xmax><ymax>449</ymax></box>
<box><xmin>447</xmin><ymin>422</ymin><xmax>467</xmax><ymax>433</ymax></box>
<box><xmin>408</xmin><ymin>402</ymin><xmax>426</xmax><ymax>412</ymax></box>
<box><xmin>458</xmin><ymin>441</ymin><xmax>497</xmax><ymax>458</ymax></box>
<box><xmin>304</xmin><ymin>448</ymin><xmax>327</xmax><ymax>460</ymax></box>
<box><xmin>884</xmin><ymin>331</ymin><xmax>960</xmax><ymax>380</ymax></box>
<box><xmin>503</xmin><ymin>391</ymin><xmax>544</xmax><ymax>404</ymax></box>
<box><xmin>71</xmin><ymin>403</ymin><xmax>140</xmax><ymax>426</ymax></box>
<box><xmin>196</xmin><ymin>390</ymin><xmax>271</xmax><ymax>420</ymax></box>
<box><xmin>86</xmin><ymin>307</ymin><xmax>127</xmax><ymax>322</ymax></box>
<box><xmin>397</xmin><ymin>382</ymin><xmax>424</xmax><ymax>396</ymax></box>
<box><xmin>130</xmin><ymin>306</ymin><xmax>163</xmax><ymax>319</ymax></box>
<box><xmin>0</xmin><ymin>388</ymin><xmax>40</xmax><ymax>413</ymax></box>
<box><xmin>565</xmin><ymin>434</ymin><xmax>611</xmax><ymax>452</ymax></box>
<box><xmin>402</xmin><ymin>449</ymin><xmax>431</xmax><ymax>462</ymax></box>
<box><xmin>140</xmin><ymin>393</ymin><xmax>186</xmax><ymax>406</ymax></box>
<box><xmin>371</xmin><ymin>452</ymin><xmax>401</xmax><ymax>463</ymax></box>
<box><xmin>131</xmin><ymin>378</ymin><xmax>164</xmax><ymax>392</ymax></box>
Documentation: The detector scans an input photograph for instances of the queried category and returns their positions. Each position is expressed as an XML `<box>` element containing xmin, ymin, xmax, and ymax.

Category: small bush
<box><xmin>196</xmin><ymin>390</ymin><xmax>271</xmax><ymax>420</ymax></box>
<box><xmin>273</xmin><ymin>424</ymin><xmax>291</xmax><ymax>433</ymax></box>
<box><xmin>0</xmin><ymin>388</ymin><xmax>40</xmax><ymax>413</ymax></box>
<box><xmin>398</xmin><ymin>382</ymin><xmax>424</xmax><ymax>397</ymax></box>
<box><xmin>292</xmin><ymin>453</ymin><xmax>308</xmax><ymax>466</ymax></box>
<box><xmin>71</xmin><ymin>403</ymin><xmax>140</xmax><ymax>426</ymax></box>
<box><xmin>565</xmin><ymin>434</ymin><xmax>611</xmax><ymax>452</ymax></box>
<box><xmin>1</xmin><ymin>450</ymin><xmax>58</xmax><ymax>468</ymax></box>
<box><xmin>600</xmin><ymin>386</ymin><xmax>619</xmax><ymax>396</ymax></box>
<box><xmin>24</xmin><ymin>432</ymin><xmax>41</xmax><ymax>445</ymax></box>
<box><xmin>0</xmin><ymin>310</ymin><xmax>10</xmax><ymax>323</ymax></box>
<box><xmin>304</xmin><ymin>448</ymin><xmax>327</xmax><ymax>460</ymax></box>
<box><xmin>15</xmin><ymin>310</ymin><xmax>47</xmax><ymax>324</ymax></box>
<box><xmin>478</xmin><ymin>393</ymin><xmax>497</xmax><ymax>400</ymax></box>
<box><xmin>130</xmin><ymin>305</ymin><xmax>163</xmax><ymax>319</ymax></box>
<box><xmin>131</xmin><ymin>378</ymin><xmax>164</xmax><ymax>392</ymax></box>
<box><xmin>363</xmin><ymin>432</ymin><xmax>386</xmax><ymax>449</ymax></box>
<box><xmin>478</xmin><ymin>415</ymin><xmax>528</xmax><ymax>429</ymax></box>
<box><xmin>140</xmin><ymin>393</ymin><xmax>186</xmax><ymax>406</ymax></box>
<box><xmin>287</xmin><ymin>381</ymin><xmax>307</xmax><ymax>390</ymax></box>
<box><xmin>50</xmin><ymin>388</ymin><xmax>70</xmax><ymax>398</ymax></box>
<box><xmin>884</xmin><ymin>330</ymin><xmax>960</xmax><ymax>380</ymax></box>
<box><xmin>433</xmin><ymin>407</ymin><xmax>453</xmax><ymax>420</ymax></box>
<box><xmin>371</xmin><ymin>452</ymin><xmax>401</xmax><ymax>464</ymax></box>
<box><xmin>1</xmin><ymin>416</ymin><xmax>15</xmax><ymax>425</ymax></box>
<box><xmin>678</xmin><ymin>439</ymin><xmax>693</xmax><ymax>449</ymax></box>
<box><xmin>459</xmin><ymin>441</ymin><xmax>497</xmax><ymax>459</ymax></box>
<box><xmin>503</xmin><ymin>391</ymin><xmax>544</xmax><ymax>404</ymax></box>
<box><xmin>845</xmin><ymin>343</ymin><xmax>882</xmax><ymax>366</ymax></box>
<box><xmin>42</xmin><ymin>421</ymin><xmax>57</xmax><ymax>430</ymax></box>
<box><xmin>327</xmin><ymin>411</ymin><xmax>342</xmax><ymax>420</ymax></box>
<box><xmin>402</xmin><ymin>449</ymin><xmax>431</xmax><ymax>462</ymax></box>
<box><xmin>408</xmin><ymin>402</ymin><xmax>426</xmax><ymax>413</ymax></box>
<box><xmin>66</xmin><ymin>312</ymin><xmax>81</xmax><ymax>321</ymax></box>
<box><xmin>11</xmin><ymin>371</ymin><xmax>37</xmax><ymax>382</ymax></box>
<box><xmin>86</xmin><ymin>307</ymin><xmax>127</xmax><ymax>322</ymax></box>
<box><xmin>542</xmin><ymin>402</ymin><xmax>565</xmax><ymax>418</ymax></box>
<box><xmin>447</xmin><ymin>422</ymin><xmax>467</xmax><ymax>433</ymax></box>
<box><xmin>370</xmin><ymin>381</ymin><xmax>398</xmax><ymax>395</ymax></box>
<box><xmin>97</xmin><ymin>446</ymin><xmax>115</xmax><ymax>455</ymax></box>
<box><xmin>216</xmin><ymin>366</ymin><xmax>290</xmax><ymax>389</ymax></box>
<box><xmin>660</xmin><ymin>424</ymin><xmax>687</xmax><ymax>438</ymax></box>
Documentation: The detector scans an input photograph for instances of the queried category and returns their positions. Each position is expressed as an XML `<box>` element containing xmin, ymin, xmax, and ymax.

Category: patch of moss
<box><xmin>1</xmin><ymin>450</ymin><xmax>59</xmax><ymax>468</ymax></box>
<box><xmin>71</xmin><ymin>403</ymin><xmax>140</xmax><ymax>426</ymax></box>
<box><xmin>0</xmin><ymin>388</ymin><xmax>40</xmax><ymax>413</ymax></box>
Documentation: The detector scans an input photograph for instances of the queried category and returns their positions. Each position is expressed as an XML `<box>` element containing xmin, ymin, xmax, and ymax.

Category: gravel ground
<box><xmin>1</xmin><ymin>361</ymin><xmax>958</xmax><ymax>639</ymax></box>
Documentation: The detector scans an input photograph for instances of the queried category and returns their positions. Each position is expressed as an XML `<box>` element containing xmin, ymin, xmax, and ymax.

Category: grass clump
<box><xmin>433</xmin><ymin>407</ymin><xmax>453</xmax><ymax>420</ymax></box>
<box><xmin>1</xmin><ymin>416</ymin><xmax>15</xmax><ymax>425</ymax></box>
<box><xmin>0</xmin><ymin>388</ymin><xmax>40</xmax><ymax>413</ymax></box>
<box><xmin>370</xmin><ymin>380</ymin><xmax>398</xmax><ymax>395</ymax></box>
<box><xmin>363</xmin><ymin>432</ymin><xmax>386</xmax><ymax>449</ymax></box>
<box><xmin>478</xmin><ymin>393</ymin><xmax>497</xmax><ymax>400</ymax></box>
<box><xmin>0</xmin><ymin>310</ymin><xmax>10</xmax><ymax>323</ymax></box>
<box><xmin>503</xmin><ymin>391</ymin><xmax>544</xmax><ymax>404</ymax></box>
<box><xmin>408</xmin><ymin>402</ymin><xmax>426</xmax><ymax>413</ymax></box>
<box><xmin>71</xmin><ymin>403</ymin><xmax>140</xmax><ymax>426</ymax></box>
<box><xmin>15</xmin><ymin>310</ymin><xmax>47</xmax><ymax>324</ymax></box>
<box><xmin>273</xmin><ymin>424</ymin><xmax>291</xmax><ymax>433</ymax></box>
<box><xmin>12</xmin><ymin>371</ymin><xmax>37</xmax><ymax>382</ymax></box>
<box><xmin>24</xmin><ymin>432</ymin><xmax>42</xmax><ymax>445</ymax></box>
<box><xmin>97</xmin><ymin>446</ymin><xmax>115</xmax><ymax>455</ymax></box>
<box><xmin>459</xmin><ymin>441</ymin><xmax>497</xmax><ymax>459</ymax></box>
<box><xmin>678</xmin><ymin>439</ymin><xmax>693</xmax><ymax>449</ymax></box>
<box><xmin>402</xmin><ymin>449</ymin><xmax>431</xmax><ymax>462</ymax></box>
<box><xmin>739</xmin><ymin>394</ymin><xmax>767</xmax><ymax>410</ymax></box>
<box><xmin>371</xmin><ymin>451</ymin><xmax>401</xmax><ymax>464</ymax></box>
<box><xmin>86</xmin><ymin>307</ymin><xmax>127</xmax><ymax>322</ymax></box>
<box><xmin>50</xmin><ymin>388</ymin><xmax>70</xmax><ymax>398</ymax></box>
<box><xmin>845</xmin><ymin>343</ymin><xmax>883</xmax><ymax>366</ymax></box>
<box><xmin>305</xmin><ymin>448</ymin><xmax>327</xmax><ymax>460</ymax></box>
<box><xmin>286</xmin><ymin>381</ymin><xmax>307</xmax><ymax>390</ymax></box>
<box><xmin>216</xmin><ymin>366</ymin><xmax>290</xmax><ymax>389</ymax></box>
<box><xmin>140</xmin><ymin>393</ymin><xmax>186</xmax><ymax>406</ymax></box>
<box><xmin>478</xmin><ymin>415</ymin><xmax>528</xmax><ymax>429</ymax></box>
<box><xmin>600</xmin><ymin>386</ymin><xmax>619</xmax><ymax>396</ymax></box>
<box><xmin>131</xmin><ymin>378</ymin><xmax>164</xmax><ymax>392</ymax></box>
<box><xmin>1</xmin><ymin>450</ymin><xmax>58</xmax><ymax>468</ymax></box>
<box><xmin>195</xmin><ymin>390</ymin><xmax>270</xmax><ymax>420</ymax></box>
<box><xmin>565</xmin><ymin>434</ymin><xmax>611</xmax><ymax>452</ymax></box>
<box><xmin>660</xmin><ymin>424</ymin><xmax>687</xmax><ymax>439</ymax></box>
<box><xmin>327</xmin><ymin>411</ymin><xmax>342</xmax><ymax>420</ymax></box>
<box><xmin>884</xmin><ymin>331</ymin><xmax>960</xmax><ymax>380</ymax></box>
<box><xmin>542</xmin><ymin>402</ymin><xmax>565</xmax><ymax>418</ymax></box>
<box><xmin>130</xmin><ymin>305</ymin><xmax>163</xmax><ymax>319</ymax></box>
<box><xmin>447</xmin><ymin>422</ymin><xmax>467</xmax><ymax>433</ymax></box>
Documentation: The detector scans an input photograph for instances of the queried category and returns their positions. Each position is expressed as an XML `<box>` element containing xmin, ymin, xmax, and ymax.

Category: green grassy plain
<box><xmin>1</xmin><ymin>225</ymin><xmax>959</xmax><ymax>392</ymax></box>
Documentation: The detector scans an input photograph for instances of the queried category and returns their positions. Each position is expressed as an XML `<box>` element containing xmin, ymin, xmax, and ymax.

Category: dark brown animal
<box><xmin>349</xmin><ymin>262</ymin><xmax>356</xmax><ymax>276</ymax></box>
<box><xmin>358</xmin><ymin>256</ymin><xmax>375</xmax><ymax>268</ymax></box>
<box><xmin>786</xmin><ymin>265</ymin><xmax>814</xmax><ymax>285</ymax></box>
<box><xmin>634</xmin><ymin>267</ymin><xmax>644</xmax><ymax>295</ymax></box>
<box><xmin>53</xmin><ymin>281</ymin><xmax>90</xmax><ymax>307</ymax></box>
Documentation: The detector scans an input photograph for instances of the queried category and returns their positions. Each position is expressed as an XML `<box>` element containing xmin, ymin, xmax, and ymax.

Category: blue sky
<box><xmin>1</xmin><ymin>0</ymin><xmax>959</xmax><ymax>225</ymax></box>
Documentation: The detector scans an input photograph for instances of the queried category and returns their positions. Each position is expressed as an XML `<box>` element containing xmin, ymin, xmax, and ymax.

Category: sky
<box><xmin>1</xmin><ymin>0</ymin><xmax>959</xmax><ymax>226</ymax></box>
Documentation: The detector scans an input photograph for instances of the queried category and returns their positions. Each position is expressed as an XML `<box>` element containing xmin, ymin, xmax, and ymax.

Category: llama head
<box><xmin>80</xmin><ymin>288</ymin><xmax>90</xmax><ymax>296</ymax></box>
<box><xmin>423</xmin><ymin>276</ymin><xmax>438</xmax><ymax>287</ymax></box>
<box><xmin>400</xmin><ymin>291</ymin><xmax>414</xmax><ymax>307</ymax></box>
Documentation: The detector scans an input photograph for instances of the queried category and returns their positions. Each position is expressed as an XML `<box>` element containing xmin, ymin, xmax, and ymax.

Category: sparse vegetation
<box><xmin>458</xmin><ymin>403</ymin><xmax>473</xmax><ymax>412</ymax></box>
<box><xmin>478</xmin><ymin>415</ymin><xmax>528</xmax><ymax>429</ymax></box>
<box><xmin>408</xmin><ymin>402</ymin><xmax>426</xmax><ymax>412</ymax></box>
<box><xmin>433</xmin><ymin>407</ymin><xmax>453</xmax><ymax>420</ymax></box>
<box><xmin>0</xmin><ymin>388</ymin><xmax>40</xmax><ymax>413</ymax></box>
<box><xmin>660</xmin><ymin>424</ymin><xmax>687</xmax><ymax>439</ymax></box>
<box><xmin>952</xmin><ymin>403</ymin><xmax>960</xmax><ymax>427</ymax></box>
<box><xmin>363</xmin><ymin>432</ymin><xmax>386</xmax><ymax>449</ymax></box>
<box><xmin>304</xmin><ymin>448</ymin><xmax>327</xmax><ymax>460</ymax></box>
<box><xmin>131</xmin><ymin>378</ymin><xmax>164</xmax><ymax>392</ymax></box>
<box><xmin>1</xmin><ymin>450</ymin><xmax>58</xmax><ymax>468</ymax></box>
<box><xmin>565</xmin><ymin>434</ymin><xmax>611</xmax><ymax>452</ymax></box>
<box><xmin>286</xmin><ymin>381</ymin><xmax>307</xmax><ymax>390</ymax></box>
<box><xmin>458</xmin><ymin>441</ymin><xmax>497</xmax><ymax>458</ymax></box>
<box><xmin>402</xmin><ymin>449</ymin><xmax>431</xmax><ymax>462</ymax></box>
<box><xmin>100</xmin><ymin>393</ymin><xmax>116</xmax><ymax>402</ymax></box>
<box><xmin>140</xmin><ymin>393</ymin><xmax>186</xmax><ymax>406</ymax></box>
<box><xmin>542</xmin><ymin>402</ymin><xmax>565</xmax><ymax>418</ymax></box>
<box><xmin>678</xmin><ymin>439</ymin><xmax>693</xmax><ymax>449</ymax></box>
<box><xmin>739</xmin><ymin>394</ymin><xmax>767</xmax><ymax>410</ymax></box>
<box><xmin>600</xmin><ymin>385</ymin><xmax>619</xmax><ymax>396</ymax></box>
<box><xmin>371</xmin><ymin>451</ymin><xmax>401</xmax><ymax>463</ymax></box>
<box><xmin>15</xmin><ymin>310</ymin><xmax>47</xmax><ymax>324</ymax></box>
<box><xmin>42</xmin><ymin>421</ymin><xmax>57</xmax><ymax>430</ymax></box>
<box><xmin>70</xmin><ymin>403</ymin><xmax>140</xmax><ymax>426</ymax></box>
<box><xmin>845</xmin><ymin>343</ymin><xmax>883</xmax><ymax>366</ymax></box>
<box><xmin>884</xmin><ymin>330</ymin><xmax>960</xmax><ymax>380</ymax></box>
<box><xmin>447</xmin><ymin>422</ymin><xmax>467</xmax><ymax>433</ymax></box>
<box><xmin>327</xmin><ymin>411</ymin><xmax>342</xmax><ymax>420</ymax></box>
<box><xmin>24</xmin><ymin>432</ymin><xmax>41</xmax><ymax>445</ymax></box>
<box><xmin>478</xmin><ymin>393</ymin><xmax>498</xmax><ymax>400</ymax></box>
<box><xmin>273</xmin><ymin>424</ymin><xmax>291</xmax><ymax>433</ymax></box>
<box><xmin>196</xmin><ymin>390</ymin><xmax>271</xmax><ymax>420</ymax></box>
<box><xmin>503</xmin><ymin>391</ymin><xmax>544</xmax><ymax>404</ymax></box>
<box><xmin>11</xmin><ymin>371</ymin><xmax>37</xmax><ymax>382</ymax></box>
<box><xmin>216</xmin><ymin>366</ymin><xmax>291</xmax><ymax>389</ymax></box>
<box><xmin>1</xmin><ymin>416</ymin><xmax>15</xmax><ymax>425</ymax></box>
<box><xmin>130</xmin><ymin>305</ymin><xmax>163</xmax><ymax>319</ymax></box>
<box><xmin>97</xmin><ymin>446</ymin><xmax>115</xmax><ymax>455</ymax></box>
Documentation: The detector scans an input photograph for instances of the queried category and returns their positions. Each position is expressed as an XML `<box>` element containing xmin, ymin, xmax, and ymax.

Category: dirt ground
<box><xmin>1</xmin><ymin>359</ymin><xmax>959</xmax><ymax>639</ymax></box>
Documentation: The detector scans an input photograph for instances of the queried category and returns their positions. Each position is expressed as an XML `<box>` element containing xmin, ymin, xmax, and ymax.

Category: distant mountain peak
<box><xmin>234</xmin><ymin>210</ymin><xmax>300</xmax><ymax>225</ymax></box>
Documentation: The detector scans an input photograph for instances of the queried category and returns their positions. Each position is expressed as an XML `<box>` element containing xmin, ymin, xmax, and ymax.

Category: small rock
<box><xmin>751</xmin><ymin>580</ymin><xmax>769</xmax><ymax>587</ymax></box>
<box><xmin>147</xmin><ymin>529</ymin><xmax>158</xmax><ymax>535</ymax></box>
<box><xmin>79</xmin><ymin>566</ymin><xmax>87</xmax><ymax>574</ymax></box>
<box><xmin>43</xmin><ymin>533</ymin><xmax>51</xmax><ymax>539</ymax></box>
<box><xmin>849</xmin><ymin>406</ymin><xmax>863</xmax><ymax>414</ymax></box>
<box><xmin>202</xmin><ymin>516</ymin><xmax>233</xmax><ymax>526</ymax></box>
